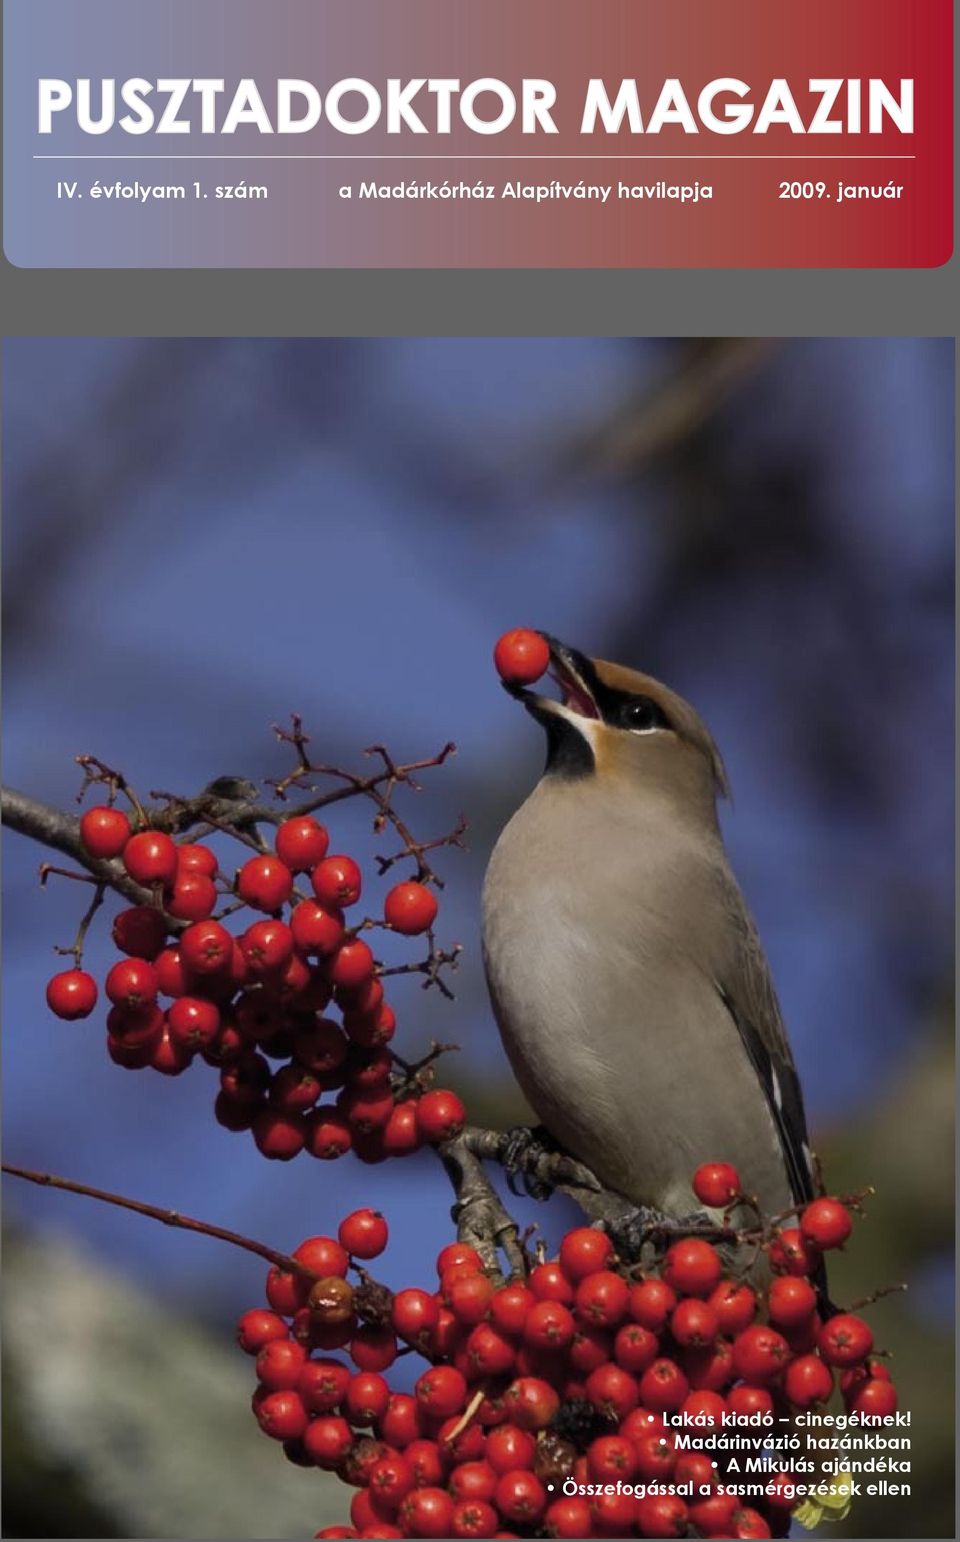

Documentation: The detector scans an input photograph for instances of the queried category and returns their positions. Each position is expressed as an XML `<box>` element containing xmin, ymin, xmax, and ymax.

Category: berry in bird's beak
<box><xmin>493</xmin><ymin>628</ymin><xmax>551</xmax><ymax>687</ymax></box>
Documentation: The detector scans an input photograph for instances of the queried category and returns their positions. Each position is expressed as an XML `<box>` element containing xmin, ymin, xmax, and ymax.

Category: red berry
<box><xmin>265</xmin><ymin>1264</ymin><xmax>309</xmax><ymax>1316</ymax></box>
<box><xmin>240</xmin><ymin>918</ymin><xmax>294</xmax><ymax>974</ymax></box>
<box><xmin>167</xmin><ymin>995</ymin><xmax>220</xmax><ymax>1049</ymax></box>
<box><xmin>166</xmin><ymin>872</ymin><xmax>218</xmax><ymax>921</ymax></box>
<box><xmin>176</xmin><ymin>842</ymin><xmax>218</xmax><ymax>877</ymax></box>
<box><xmin>784</xmin><ymin>1353</ymin><xmax>833</xmax><ymax>1408</ymax></box>
<box><xmin>237</xmin><ymin>855</ymin><xmax>293</xmax><ymax>912</ymax></box>
<box><xmin>304</xmin><ymin>1108</ymin><xmax>353</xmax><ymax>1160</ymax></box>
<box><xmin>493</xmin><ymin>628</ymin><xmax>550</xmax><ymax>687</ymax></box>
<box><xmin>800</xmin><ymin>1197</ymin><xmax>853</xmax><ymax>1250</ymax></box>
<box><xmin>727</xmin><ymin>1383</ymin><xmax>775</xmax><ymax>1419</ymax></box>
<box><xmin>312</xmin><ymin>855</ymin><xmax>363</xmax><ymax>909</ymax></box>
<box><xmin>379</xmin><ymin>1392</ymin><xmax>423</xmax><ymax>1448</ymax></box>
<box><xmin>847</xmin><ymin>1376</ymin><xmax>897</xmax><ymax>1417</ymax></box>
<box><xmin>123</xmin><ymin>830</ymin><xmax>178</xmax><ymax>886</ymax></box>
<box><xmin>733</xmin><ymin>1324</ymin><xmax>791</xmax><ymax>1383</ymax></box>
<box><xmin>671</xmin><ymin>1297</ymin><xmax>719</xmax><ymax>1347</ymax></box>
<box><xmin>437</xmin><ymin>1242</ymin><xmax>482</xmax><ymax>1276</ymax></box>
<box><xmin>574</xmin><ymin>1269</ymin><xmax>629</xmax><ymax>1328</ymax></box>
<box><xmin>298</xmin><ymin>1357</ymin><xmax>351</xmax><ymax>1413</ymax></box>
<box><xmin>594</xmin><ymin>1488</ymin><xmax>640</xmax><ymax>1534</ymax></box>
<box><xmin>345</xmin><ymin>1371</ymin><xmax>391</xmax><ymax>1424</ymax></box>
<box><xmin>587</xmin><ymin>1434</ymin><xmax>637</xmax><ymax>1482</ymax></box>
<box><xmin>489</xmin><ymin>1282</ymin><xmax>534</xmax><ymax>1336</ymax></box>
<box><xmin>270</xmin><ymin>1064</ymin><xmax>322</xmax><ymax>1112</ymax></box>
<box><xmin>252</xmin><ymin>1109</ymin><xmax>305</xmax><ymax>1160</ymax></box>
<box><xmin>629</xmin><ymin>1277</ymin><xmax>676</xmax><ymax>1330</ymax></box>
<box><xmin>689</xmin><ymin>1492</ymin><xmax>739</xmax><ymax>1535</ymax></box>
<box><xmin>338</xmin><ymin>1086</ymin><xmax>395</xmax><ymax>1134</ymax></box>
<box><xmin>294</xmin><ymin>1017</ymin><xmax>348</xmax><ymax>1074</ymax></box>
<box><xmin>768</xmin><ymin>1225</ymin><xmax>820</xmax><ymax>1277</ymax></box>
<box><xmin>586</xmin><ymin>1361</ymin><xmax>641</xmax><ymax>1419</ymax></box>
<box><xmin>679</xmin><ymin>1388</ymin><xmax>727</xmax><ymax>1427</ymax></box>
<box><xmin>384</xmin><ymin>881</ymin><xmax>438</xmax><ymax>936</ymax></box>
<box><xmin>449</xmin><ymin>1461</ymin><xmax>497</xmax><ymax>1504</ymax></box>
<box><xmin>734</xmin><ymin>1506</ymin><xmax>772</xmax><ymax>1539</ymax></box>
<box><xmin>447</xmin><ymin>1274</ymin><xmax>496</xmax><ymax>1326</ymax></box>
<box><xmin>295</xmin><ymin>1234</ymin><xmax>350</xmax><ymax>1277</ymax></box>
<box><xmin>451</xmin><ymin>1499</ymin><xmax>498</xmax><ymax>1540</ymax></box>
<box><xmin>291</xmin><ymin>900</ymin><xmax>345</xmax><ymax>956</ymax></box>
<box><xmin>256</xmin><ymin>1337</ymin><xmax>307</xmax><ymax>1390</ymax></box>
<box><xmin>485</xmin><ymin>1424</ymin><xmax>536</xmax><ymax>1475</ymax></box>
<box><xmin>80</xmin><ymin>805</ymin><xmax>131</xmax><ymax>858</ymax></box>
<box><xmin>767</xmin><ymin>1275</ymin><xmax>818</xmax><ymax>1329</ymax></box>
<box><xmin>522</xmin><ymin>1300</ymin><xmax>575</xmax><ymax>1351</ymax></box>
<box><xmin>276</xmin><ymin>816</ymin><xmax>330</xmax><ymax>872</ymax></box>
<box><xmin>494</xmin><ymin>1469</ymin><xmax>547</xmax><ymax>1525</ymax></box>
<box><xmin>818</xmin><ymin>1313</ymin><xmax>873</xmax><ymax>1367</ymax></box>
<box><xmin>150</xmin><ymin>1023</ymin><xmax>193</xmax><ymax>1075</ymax></box>
<box><xmin>105</xmin><ymin>957</ymin><xmax>159</xmax><ymax>1009</ymax></box>
<box><xmin>636</xmin><ymin>1493</ymin><xmax>689</xmax><ymax>1539</ymax></box>
<box><xmin>502</xmin><ymin>1376</ymin><xmax>559</xmax><ymax>1430</ymax></box>
<box><xmin>692</xmin><ymin>1160</ymin><xmax>742</xmax><ymax>1208</ymax></box>
<box><xmin>417</xmin><ymin>1088</ymin><xmax>466</xmax><ymax>1143</ymax></box>
<box><xmin>107</xmin><ymin>1002</ymin><xmax>164</xmax><ymax>1048</ymax></box>
<box><xmin>405</xmin><ymin>1440</ymin><xmax>444</xmax><ymax>1488</ymax></box>
<box><xmin>662</xmin><ymin>1238</ymin><xmax>722</xmax><ymax>1297</ymax></box>
<box><xmin>529</xmin><ymin>1261</ymin><xmax>575</xmax><ymax>1305</ymax></box>
<box><xmin>180</xmin><ymin>919</ymin><xmax>233</xmax><ymax>974</ymax></box>
<box><xmin>303</xmin><ymin>1414</ymin><xmax>353</xmax><ymax>1467</ymax></box>
<box><xmin>612</xmin><ymin>1322</ymin><xmax>657</xmax><ymax>1374</ymax></box>
<box><xmin>636</xmin><ymin>1357</ymin><xmax>688</xmax><ymax>1413</ymax></box>
<box><xmin>466</xmin><ymin>1321</ymin><xmax>516</xmax><ymax>1378</ymax></box>
<box><xmin>112</xmin><ymin>905</ymin><xmax>168</xmax><ymax>959</ymax></box>
<box><xmin>559</xmin><ymin>1227</ymin><xmax>614</xmax><ymax>1281</ymax></box>
<box><xmin>398</xmin><ymin>1488</ymin><xmax>455</xmax><ymax>1541</ymax></box>
<box><xmin>46</xmin><ymin>968</ymin><xmax>98</xmax><ymax>1020</ymax></box>
<box><xmin>236</xmin><ymin>1308</ymin><xmax>288</xmax><ymax>1354</ymax></box>
<box><xmin>339</xmin><ymin>1208</ymin><xmax>389</xmax><ymax>1259</ymax></box>
<box><xmin>154</xmin><ymin>945</ymin><xmax>188</xmax><ymax>997</ymax></box>
<box><xmin>709</xmin><ymin>1279</ymin><xmax>757</xmax><ymax>1335</ymax></box>
<box><xmin>327</xmin><ymin>939</ymin><xmax>375</xmax><ymax>990</ymax></box>
<box><xmin>350</xmin><ymin>1324</ymin><xmax>398</xmax><ymax>1372</ymax></box>
<box><xmin>544</xmin><ymin>1497</ymin><xmax>593</xmax><ymax>1539</ymax></box>
<box><xmin>416</xmin><ymin>1364</ymin><xmax>468</xmax><ymax>1420</ymax></box>
<box><xmin>368</xmin><ymin>1452</ymin><xmax>415</xmax><ymax>1512</ymax></box>
<box><xmin>391</xmin><ymin>1288</ymin><xmax>440</xmax><ymax>1348</ymax></box>
<box><xmin>256</xmin><ymin>1389</ymin><xmax>309</xmax><ymax>1441</ymax></box>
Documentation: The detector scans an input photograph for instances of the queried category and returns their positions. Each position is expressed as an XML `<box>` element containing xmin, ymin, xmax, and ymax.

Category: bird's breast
<box><xmin>481</xmin><ymin>779</ymin><xmax>791</xmax><ymax>1216</ymax></box>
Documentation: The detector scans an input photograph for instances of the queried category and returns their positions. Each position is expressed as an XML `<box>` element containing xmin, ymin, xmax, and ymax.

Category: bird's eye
<box><xmin>618</xmin><ymin>695</ymin><xmax>668</xmax><ymax>733</ymax></box>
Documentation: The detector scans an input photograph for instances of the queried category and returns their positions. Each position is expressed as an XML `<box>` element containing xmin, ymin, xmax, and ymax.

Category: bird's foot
<box><xmin>608</xmin><ymin>1206</ymin><xmax>718</xmax><ymax>1264</ymax></box>
<box><xmin>498</xmin><ymin>1125</ymin><xmax>562</xmax><ymax>1201</ymax></box>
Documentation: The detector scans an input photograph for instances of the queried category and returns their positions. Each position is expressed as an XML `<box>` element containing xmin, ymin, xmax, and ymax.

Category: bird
<box><xmin>481</xmin><ymin>632</ymin><xmax>819</xmax><ymax>1236</ymax></box>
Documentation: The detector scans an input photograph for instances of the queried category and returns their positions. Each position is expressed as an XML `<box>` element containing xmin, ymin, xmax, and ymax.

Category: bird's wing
<box><xmin>715</xmin><ymin>875</ymin><xmax>816</xmax><ymax>1210</ymax></box>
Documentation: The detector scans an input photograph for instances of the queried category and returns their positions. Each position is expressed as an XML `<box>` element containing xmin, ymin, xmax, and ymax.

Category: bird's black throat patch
<box><xmin>542</xmin><ymin>711</ymin><xmax>595</xmax><ymax>779</ymax></box>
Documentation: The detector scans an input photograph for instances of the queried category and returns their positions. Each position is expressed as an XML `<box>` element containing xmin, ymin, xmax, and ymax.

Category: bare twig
<box><xmin>1</xmin><ymin>1163</ymin><xmax>313</xmax><ymax>1279</ymax></box>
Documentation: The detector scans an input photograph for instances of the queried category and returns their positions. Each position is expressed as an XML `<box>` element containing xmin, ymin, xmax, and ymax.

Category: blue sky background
<box><xmin>2</xmin><ymin>338</ymin><xmax>953</xmax><ymax>1345</ymax></box>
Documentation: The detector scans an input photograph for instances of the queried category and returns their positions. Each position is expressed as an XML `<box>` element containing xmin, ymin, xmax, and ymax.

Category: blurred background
<box><xmin>2</xmin><ymin>337</ymin><xmax>954</xmax><ymax>1537</ymax></box>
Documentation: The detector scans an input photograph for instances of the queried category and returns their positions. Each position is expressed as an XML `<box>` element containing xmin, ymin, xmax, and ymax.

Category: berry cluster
<box><xmin>43</xmin><ymin>741</ymin><xmax>466</xmax><ymax>1166</ymax></box>
<box><xmin>237</xmin><ymin>1170</ymin><xmax>894</xmax><ymax>1541</ymax></box>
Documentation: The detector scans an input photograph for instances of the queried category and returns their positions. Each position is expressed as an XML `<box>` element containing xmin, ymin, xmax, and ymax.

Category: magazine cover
<box><xmin>1</xmin><ymin>7</ymin><xmax>956</xmax><ymax>1542</ymax></box>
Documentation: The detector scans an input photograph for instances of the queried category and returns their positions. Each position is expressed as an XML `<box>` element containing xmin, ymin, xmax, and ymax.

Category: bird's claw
<box><xmin>499</xmin><ymin>1125</ymin><xmax>560</xmax><ymax>1201</ymax></box>
<box><xmin>608</xmin><ymin>1206</ymin><xmax>716</xmax><ymax>1263</ymax></box>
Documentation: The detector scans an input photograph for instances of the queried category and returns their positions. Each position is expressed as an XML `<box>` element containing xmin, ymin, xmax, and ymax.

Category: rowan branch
<box><xmin>1</xmin><ymin>1163</ymin><xmax>313</xmax><ymax>1279</ymax></box>
<box><xmin>2</xmin><ymin>787</ymin><xmax>155</xmax><ymax>907</ymax></box>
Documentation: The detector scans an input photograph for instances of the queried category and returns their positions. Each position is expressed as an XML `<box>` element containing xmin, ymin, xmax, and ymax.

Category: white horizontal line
<box><xmin>33</xmin><ymin>153</ymin><xmax>917</xmax><ymax>161</ymax></box>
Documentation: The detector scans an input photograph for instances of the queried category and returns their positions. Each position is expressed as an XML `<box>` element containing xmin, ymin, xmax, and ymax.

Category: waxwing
<box><xmin>481</xmin><ymin>633</ymin><xmax>818</xmax><ymax>1229</ymax></box>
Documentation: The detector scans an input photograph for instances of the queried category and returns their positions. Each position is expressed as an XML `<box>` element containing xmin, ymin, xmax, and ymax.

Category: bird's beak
<box><xmin>503</xmin><ymin>633</ymin><xmax>601</xmax><ymax>724</ymax></box>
